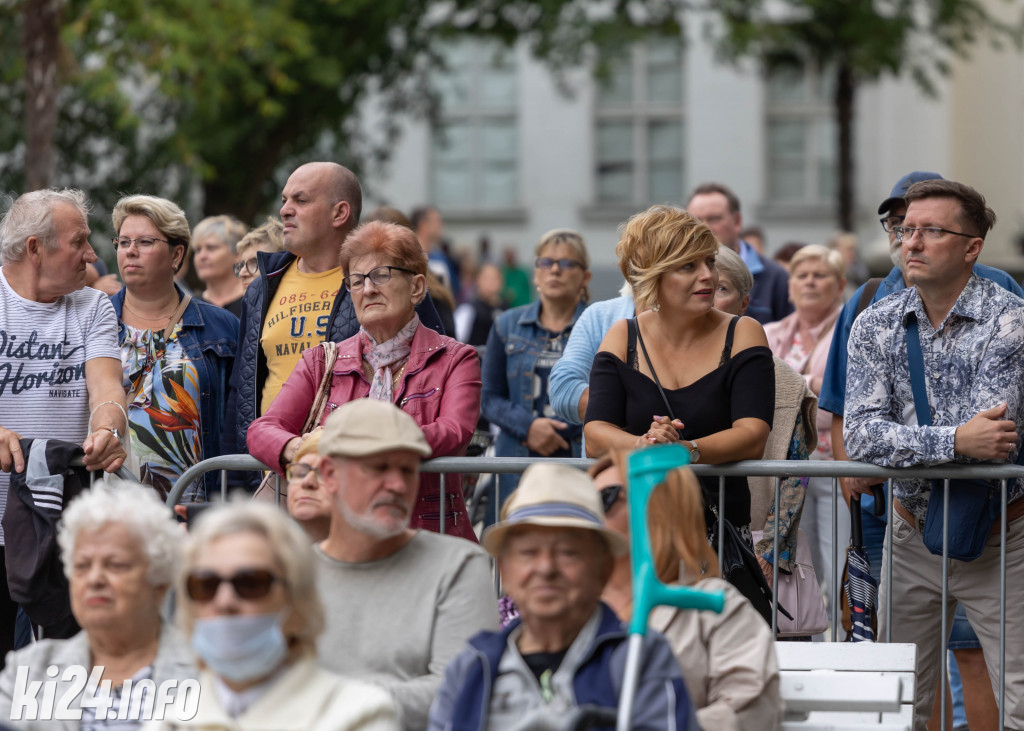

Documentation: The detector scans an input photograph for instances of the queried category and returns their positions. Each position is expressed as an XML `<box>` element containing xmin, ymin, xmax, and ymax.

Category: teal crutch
<box><xmin>617</xmin><ymin>444</ymin><xmax>726</xmax><ymax>731</ymax></box>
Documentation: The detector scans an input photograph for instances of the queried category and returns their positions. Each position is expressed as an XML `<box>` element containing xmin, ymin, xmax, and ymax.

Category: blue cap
<box><xmin>877</xmin><ymin>171</ymin><xmax>944</xmax><ymax>215</ymax></box>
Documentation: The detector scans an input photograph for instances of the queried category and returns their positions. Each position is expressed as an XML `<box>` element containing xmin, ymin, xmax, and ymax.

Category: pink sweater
<box><xmin>247</xmin><ymin>324</ymin><xmax>482</xmax><ymax>542</ymax></box>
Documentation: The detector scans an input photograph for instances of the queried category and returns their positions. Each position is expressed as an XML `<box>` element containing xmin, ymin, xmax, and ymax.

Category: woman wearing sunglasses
<box><xmin>480</xmin><ymin>229</ymin><xmax>592</xmax><ymax>524</ymax></box>
<box><xmin>171</xmin><ymin>501</ymin><xmax>399</xmax><ymax>730</ymax></box>
<box><xmin>0</xmin><ymin>480</ymin><xmax>197</xmax><ymax>725</ymax></box>
<box><xmin>110</xmin><ymin>195</ymin><xmax>238</xmax><ymax>503</ymax></box>
<box><xmin>593</xmin><ymin>453</ymin><xmax>781</xmax><ymax>731</ymax></box>
<box><xmin>248</xmin><ymin>221</ymin><xmax>480</xmax><ymax>542</ymax></box>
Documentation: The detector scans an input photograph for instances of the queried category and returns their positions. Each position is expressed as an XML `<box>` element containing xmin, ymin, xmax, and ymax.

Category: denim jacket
<box><xmin>111</xmin><ymin>285</ymin><xmax>238</xmax><ymax>499</ymax></box>
<box><xmin>482</xmin><ymin>300</ymin><xmax>587</xmax><ymax>496</ymax></box>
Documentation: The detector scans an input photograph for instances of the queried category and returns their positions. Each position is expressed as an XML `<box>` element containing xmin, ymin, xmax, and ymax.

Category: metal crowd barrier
<box><xmin>170</xmin><ymin>455</ymin><xmax>1024</xmax><ymax>730</ymax></box>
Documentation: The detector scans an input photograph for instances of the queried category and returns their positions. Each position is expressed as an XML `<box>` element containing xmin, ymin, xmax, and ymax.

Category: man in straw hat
<box><xmin>428</xmin><ymin>462</ymin><xmax>696</xmax><ymax>730</ymax></box>
<box><xmin>314</xmin><ymin>398</ymin><xmax>498</xmax><ymax>730</ymax></box>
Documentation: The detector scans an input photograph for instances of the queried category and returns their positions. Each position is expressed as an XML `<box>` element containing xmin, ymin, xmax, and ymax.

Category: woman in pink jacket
<box><xmin>247</xmin><ymin>221</ymin><xmax>481</xmax><ymax>542</ymax></box>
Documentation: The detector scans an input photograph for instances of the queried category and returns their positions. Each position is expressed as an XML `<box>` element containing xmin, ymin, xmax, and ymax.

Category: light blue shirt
<box><xmin>549</xmin><ymin>295</ymin><xmax>635</xmax><ymax>426</ymax></box>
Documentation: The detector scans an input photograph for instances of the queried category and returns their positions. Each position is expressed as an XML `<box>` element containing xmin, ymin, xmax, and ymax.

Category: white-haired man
<box><xmin>314</xmin><ymin>398</ymin><xmax>498</xmax><ymax>730</ymax></box>
<box><xmin>0</xmin><ymin>188</ymin><xmax>127</xmax><ymax>657</ymax></box>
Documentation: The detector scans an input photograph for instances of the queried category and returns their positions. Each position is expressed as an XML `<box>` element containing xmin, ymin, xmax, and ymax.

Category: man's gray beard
<box><xmin>337</xmin><ymin>497</ymin><xmax>410</xmax><ymax>540</ymax></box>
<box><xmin>889</xmin><ymin>239</ymin><xmax>905</xmax><ymax>271</ymax></box>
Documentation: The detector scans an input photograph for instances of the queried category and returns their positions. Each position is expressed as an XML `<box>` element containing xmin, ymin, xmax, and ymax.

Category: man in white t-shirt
<box><xmin>312</xmin><ymin>398</ymin><xmax>498</xmax><ymax>730</ymax></box>
<box><xmin>0</xmin><ymin>188</ymin><xmax>128</xmax><ymax>657</ymax></box>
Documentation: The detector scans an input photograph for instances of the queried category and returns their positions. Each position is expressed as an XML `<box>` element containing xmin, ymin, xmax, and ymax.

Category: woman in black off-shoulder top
<box><xmin>584</xmin><ymin>204</ymin><xmax>775</xmax><ymax>537</ymax></box>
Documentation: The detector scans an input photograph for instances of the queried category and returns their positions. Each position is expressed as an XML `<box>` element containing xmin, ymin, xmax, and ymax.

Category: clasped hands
<box><xmin>0</xmin><ymin>425</ymin><xmax>126</xmax><ymax>474</ymax></box>
<box><xmin>635</xmin><ymin>415</ymin><xmax>685</xmax><ymax>447</ymax></box>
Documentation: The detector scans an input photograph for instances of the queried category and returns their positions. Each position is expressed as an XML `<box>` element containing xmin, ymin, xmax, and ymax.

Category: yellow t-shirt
<box><xmin>260</xmin><ymin>262</ymin><xmax>344</xmax><ymax>414</ymax></box>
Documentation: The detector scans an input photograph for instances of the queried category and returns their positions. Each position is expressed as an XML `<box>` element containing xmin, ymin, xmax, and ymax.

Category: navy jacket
<box><xmin>112</xmin><ymin>285</ymin><xmax>238</xmax><ymax>499</ymax></box>
<box><xmin>428</xmin><ymin>603</ymin><xmax>695</xmax><ymax>731</ymax></box>
<box><xmin>744</xmin><ymin>246</ymin><xmax>793</xmax><ymax>325</ymax></box>
<box><xmin>223</xmin><ymin>249</ymin><xmax>445</xmax><ymax>463</ymax></box>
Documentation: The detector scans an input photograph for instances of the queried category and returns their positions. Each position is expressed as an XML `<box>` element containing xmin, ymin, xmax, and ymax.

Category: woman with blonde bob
<box><xmin>168</xmin><ymin>502</ymin><xmax>398</xmax><ymax>730</ymax></box>
<box><xmin>585</xmin><ymin>204</ymin><xmax>774</xmax><ymax>541</ymax></box>
<box><xmin>594</xmin><ymin>452</ymin><xmax>781</xmax><ymax>731</ymax></box>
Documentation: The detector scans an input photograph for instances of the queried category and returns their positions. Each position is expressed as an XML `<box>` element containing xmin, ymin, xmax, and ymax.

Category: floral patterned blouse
<box><xmin>121</xmin><ymin>324</ymin><xmax>203</xmax><ymax>502</ymax></box>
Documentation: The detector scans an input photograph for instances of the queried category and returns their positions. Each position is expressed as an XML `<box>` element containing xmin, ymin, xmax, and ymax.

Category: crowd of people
<box><xmin>0</xmin><ymin>163</ymin><xmax>1020</xmax><ymax>731</ymax></box>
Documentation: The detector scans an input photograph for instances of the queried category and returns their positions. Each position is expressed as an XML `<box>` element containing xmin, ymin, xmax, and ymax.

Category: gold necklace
<box><xmin>123</xmin><ymin>301</ymin><xmax>176</xmax><ymax>322</ymax></box>
<box><xmin>391</xmin><ymin>361</ymin><xmax>408</xmax><ymax>386</ymax></box>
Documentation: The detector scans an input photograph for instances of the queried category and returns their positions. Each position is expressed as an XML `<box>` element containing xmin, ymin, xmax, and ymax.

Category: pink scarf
<box><xmin>359</xmin><ymin>314</ymin><xmax>420</xmax><ymax>402</ymax></box>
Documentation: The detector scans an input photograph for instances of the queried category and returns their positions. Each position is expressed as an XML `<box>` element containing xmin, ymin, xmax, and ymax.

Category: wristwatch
<box><xmin>103</xmin><ymin>427</ymin><xmax>123</xmax><ymax>443</ymax></box>
<box><xmin>686</xmin><ymin>440</ymin><xmax>701</xmax><ymax>464</ymax></box>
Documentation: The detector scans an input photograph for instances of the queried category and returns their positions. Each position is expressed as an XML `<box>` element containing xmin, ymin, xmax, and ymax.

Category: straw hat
<box><xmin>319</xmin><ymin>398</ymin><xmax>431</xmax><ymax>458</ymax></box>
<box><xmin>481</xmin><ymin>463</ymin><xmax>628</xmax><ymax>557</ymax></box>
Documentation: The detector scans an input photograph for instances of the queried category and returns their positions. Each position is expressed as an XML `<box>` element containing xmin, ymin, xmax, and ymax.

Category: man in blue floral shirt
<box><xmin>845</xmin><ymin>179</ymin><xmax>1024</xmax><ymax>729</ymax></box>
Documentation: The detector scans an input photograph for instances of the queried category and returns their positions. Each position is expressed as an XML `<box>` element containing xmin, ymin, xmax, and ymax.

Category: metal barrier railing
<box><xmin>170</xmin><ymin>455</ymin><xmax>1024</xmax><ymax>729</ymax></box>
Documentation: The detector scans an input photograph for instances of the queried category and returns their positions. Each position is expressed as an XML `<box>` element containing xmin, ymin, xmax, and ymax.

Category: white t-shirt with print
<box><xmin>0</xmin><ymin>268</ymin><xmax>120</xmax><ymax>544</ymax></box>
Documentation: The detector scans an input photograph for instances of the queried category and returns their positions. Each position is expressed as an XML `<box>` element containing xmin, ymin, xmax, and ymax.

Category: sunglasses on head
<box><xmin>600</xmin><ymin>484</ymin><xmax>624</xmax><ymax>513</ymax></box>
<box><xmin>185</xmin><ymin>568</ymin><xmax>281</xmax><ymax>602</ymax></box>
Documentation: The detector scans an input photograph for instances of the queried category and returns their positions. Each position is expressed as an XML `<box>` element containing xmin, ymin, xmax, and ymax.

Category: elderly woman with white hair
<box><xmin>714</xmin><ymin>246</ymin><xmax>817</xmax><ymax>584</ymax></box>
<box><xmin>0</xmin><ymin>479</ymin><xmax>196</xmax><ymax>728</ymax></box>
<box><xmin>163</xmin><ymin>502</ymin><xmax>398</xmax><ymax>731</ymax></box>
<box><xmin>764</xmin><ymin>244</ymin><xmax>845</xmax><ymax>614</ymax></box>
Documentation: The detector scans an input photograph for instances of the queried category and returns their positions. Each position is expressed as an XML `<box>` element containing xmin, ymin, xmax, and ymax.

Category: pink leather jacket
<box><xmin>247</xmin><ymin>323</ymin><xmax>482</xmax><ymax>542</ymax></box>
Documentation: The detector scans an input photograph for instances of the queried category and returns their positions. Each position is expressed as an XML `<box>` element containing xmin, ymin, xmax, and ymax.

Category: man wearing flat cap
<box><xmin>314</xmin><ymin>398</ymin><xmax>499</xmax><ymax>730</ymax></box>
<box><xmin>428</xmin><ymin>462</ymin><xmax>697</xmax><ymax>730</ymax></box>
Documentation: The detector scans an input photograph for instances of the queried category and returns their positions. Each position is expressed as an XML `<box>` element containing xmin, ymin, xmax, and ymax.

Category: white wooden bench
<box><xmin>776</xmin><ymin>642</ymin><xmax>917</xmax><ymax>731</ymax></box>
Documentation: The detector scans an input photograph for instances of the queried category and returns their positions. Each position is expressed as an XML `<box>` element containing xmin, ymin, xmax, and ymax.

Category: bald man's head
<box><xmin>280</xmin><ymin>163</ymin><xmax>363</xmax><ymax>263</ymax></box>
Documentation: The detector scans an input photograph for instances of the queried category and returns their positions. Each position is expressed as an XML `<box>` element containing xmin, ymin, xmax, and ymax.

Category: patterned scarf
<box><xmin>360</xmin><ymin>313</ymin><xmax>420</xmax><ymax>402</ymax></box>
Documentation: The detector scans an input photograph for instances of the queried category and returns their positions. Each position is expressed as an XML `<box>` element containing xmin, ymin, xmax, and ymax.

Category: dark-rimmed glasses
<box><xmin>112</xmin><ymin>236</ymin><xmax>170</xmax><ymax>251</ymax></box>
<box><xmin>185</xmin><ymin>568</ymin><xmax>281</xmax><ymax>602</ymax></box>
<box><xmin>893</xmin><ymin>226</ymin><xmax>976</xmax><ymax>244</ymax></box>
<box><xmin>879</xmin><ymin>215</ymin><xmax>904</xmax><ymax>233</ymax></box>
<box><xmin>234</xmin><ymin>258</ymin><xmax>259</xmax><ymax>277</ymax></box>
<box><xmin>535</xmin><ymin>257</ymin><xmax>584</xmax><ymax>271</ymax></box>
<box><xmin>600</xmin><ymin>484</ymin><xmax>624</xmax><ymax>513</ymax></box>
<box><xmin>285</xmin><ymin>463</ymin><xmax>320</xmax><ymax>482</ymax></box>
<box><xmin>343</xmin><ymin>265</ymin><xmax>416</xmax><ymax>291</ymax></box>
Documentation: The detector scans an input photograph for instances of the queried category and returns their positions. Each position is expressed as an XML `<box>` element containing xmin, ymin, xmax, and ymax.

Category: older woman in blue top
<box><xmin>481</xmin><ymin>229</ymin><xmax>591</xmax><ymax>518</ymax></box>
<box><xmin>110</xmin><ymin>195</ymin><xmax>238</xmax><ymax>503</ymax></box>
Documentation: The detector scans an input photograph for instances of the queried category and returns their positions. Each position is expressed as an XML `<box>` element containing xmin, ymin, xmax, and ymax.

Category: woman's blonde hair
<box><xmin>294</xmin><ymin>430</ymin><xmax>322</xmax><ymax>461</ymax></box>
<box><xmin>603</xmin><ymin>450</ymin><xmax>720</xmax><ymax>585</ymax></box>
<box><xmin>111</xmin><ymin>195</ymin><xmax>190</xmax><ymax>272</ymax></box>
<box><xmin>615</xmin><ymin>205</ymin><xmax>718</xmax><ymax>312</ymax></box>
<box><xmin>788</xmin><ymin>244</ymin><xmax>845</xmax><ymax>282</ymax></box>
<box><xmin>236</xmin><ymin>217</ymin><xmax>285</xmax><ymax>258</ymax></box>
<box><xmin>177</xmin><ymin>501</ymin><xmax>325</xmax><ymax>657</ymax></box>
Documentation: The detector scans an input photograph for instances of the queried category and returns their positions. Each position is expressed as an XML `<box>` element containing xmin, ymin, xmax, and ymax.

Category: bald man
<box><xmin>224</xmin><ymin>163</ymin><xmax>445</xmax><ymax>472</ymax></box>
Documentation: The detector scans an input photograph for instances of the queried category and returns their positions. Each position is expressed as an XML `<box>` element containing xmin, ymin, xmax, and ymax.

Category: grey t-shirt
<box><xmin>315</xmin><ymin>531</ymin><xmax>499</xmax><ymax>730</ymax></box>
<box><xmin>0</xmin><ymin>270</ymin><xmax>119</xmax><ymax>544</ymax></box>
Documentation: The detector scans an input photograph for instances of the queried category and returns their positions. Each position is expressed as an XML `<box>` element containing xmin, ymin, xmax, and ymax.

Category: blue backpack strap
<box><xmin>905</xmin><ymin>315</ymin><xmax>931</xmax><ymax>427</ymax></box>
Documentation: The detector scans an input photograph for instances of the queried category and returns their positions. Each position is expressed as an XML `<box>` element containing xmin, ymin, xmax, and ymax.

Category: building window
<box><xmin>765</xmin><ymin>64</ymin><xmax>837</xmax><ymax>203</ymax></box>
<box><xmin>430</xmin><ymin>41</ymin><xmax>518</xmax><ymax>211</ymax></box>
<box><xmin>594</xmin><ymin>37</ymin><xmax>686</xmax><ymax>206</ymax></box>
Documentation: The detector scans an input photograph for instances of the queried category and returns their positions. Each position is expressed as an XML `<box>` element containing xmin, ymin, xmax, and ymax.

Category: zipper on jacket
<box><xmin>400</xmin><ymin>387</ymin><xmax>440</xmax><ymax>406</ymax></box>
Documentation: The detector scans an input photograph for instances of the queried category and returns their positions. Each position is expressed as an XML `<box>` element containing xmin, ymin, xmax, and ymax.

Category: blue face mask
<box><xmin>191</xmin><ymin>613</ymin><xmax>289</xmax><ymax>683</ymax></box>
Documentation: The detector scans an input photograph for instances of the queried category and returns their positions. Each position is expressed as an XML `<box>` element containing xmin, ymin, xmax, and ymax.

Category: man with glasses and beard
<box><xmin>312</xmin><ymin>398</ymin><xmax>498</xmax><ymax>730</ymax></box>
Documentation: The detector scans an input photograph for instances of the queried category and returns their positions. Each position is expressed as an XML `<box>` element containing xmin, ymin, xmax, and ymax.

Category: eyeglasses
<box><xmin>285</xmin><ymin>463</ymin><xmax>320</xmax><ymax>482</ymax></box>
<box><xmin>879</xmin><ymin>215</ymin><xmax>904</xmax><ymax>233</ymax></box>
<box><xmin>233</xmin><ymin>258</ymin><xmax>259</xmax><ymax>277</ymax></box>
<box><xmin>535</xmin><ymin>257</ymin><xmax>584</xmax><ymax>271</ymax></box>
<box><xmin>112</xmin><ymin>236</ymin><xmax>170</xmax><ymax>250</ymax></box>
<box><xmin>185</xmin><ymin>568</ymin><xmax>281</xmax><ymax>602</ymax></box>
<box><xmin>600</xmin><ymin>484</ymin><xmax>624</xmax><ymax>513</ymax></box>
<box><xmin>343</xmin><ymin>265</ymin><xmax>416</xmax><ymax>291</ymax></box>
<box><xmin>893</xmin><ymin>226</ymin><xmax>976</xmax><ymax>244</ymax></box>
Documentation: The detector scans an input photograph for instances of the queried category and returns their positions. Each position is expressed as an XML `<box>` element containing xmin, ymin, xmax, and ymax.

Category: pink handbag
<box><xmin>751</xmin><ymin>528</ymin><xmax>828</xmax><ymax>637</ymax></box>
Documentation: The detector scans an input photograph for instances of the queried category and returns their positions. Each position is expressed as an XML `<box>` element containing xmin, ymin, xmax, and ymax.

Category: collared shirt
<box><xmin>738</xmin><ymin>239</ymin><xmax>765</xmax><ymax>276</ymax></box>
<box><xmin>844</xmin><ymin>274</ymin><xmax>1024</xmax><ymax>519</ymax></box>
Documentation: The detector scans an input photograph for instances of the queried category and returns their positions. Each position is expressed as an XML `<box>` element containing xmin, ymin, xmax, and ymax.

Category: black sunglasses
<box><xmin>600</xmin><ymin>484</ymin><xmax>624</xmax><ymax>513</ymax></box>
<box><xmin>185</xmin><ymin>568</ymin><xmax>281</xmax><ymax>602</ymax></box>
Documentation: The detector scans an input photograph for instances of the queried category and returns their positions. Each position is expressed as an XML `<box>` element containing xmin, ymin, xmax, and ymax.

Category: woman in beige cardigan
<box><xmin>595</xmin><ymin>453</ymin><xmax>781</xmax><ymax>731</ymax></box>
<box><xmin>715</xmin><ymin>245</ymin><xmax>817</xmax><ymax>583</ymax></box>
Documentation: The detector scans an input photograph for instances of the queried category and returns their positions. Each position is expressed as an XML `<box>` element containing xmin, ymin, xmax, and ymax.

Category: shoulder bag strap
<box><xmin>301</xmin><ymin>341</ymin><xmax>339</xmax><ymax>434</ymax></box>
<box><xmin>633</xmin><ymin>317</ymin><xmax>676</xmax><ymax>422</ymax></box>
<box><xmin>857</xmin><ymin>278</ymin><xmax>884</xmax><ymax>318</ymax></box>
<box><xmin>905</xmin><ymin>315</ymin><xmax>931</xmax><ymax>427</ymax></box>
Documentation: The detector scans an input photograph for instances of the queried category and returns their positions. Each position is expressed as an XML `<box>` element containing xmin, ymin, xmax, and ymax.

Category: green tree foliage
<box><xmin>0</xmin><ymin>0</ymin><xmax>684</xmax><ymax>227</ymax></box>
<box><xmin>715</xmin><ymin>0</ymin><xmax>1023</xmax><ymax>228</ymax></box>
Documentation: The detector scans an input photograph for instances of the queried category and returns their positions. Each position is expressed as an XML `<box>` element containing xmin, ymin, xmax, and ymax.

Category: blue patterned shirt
<box><xmin>844</xmin><ymin>274</ymin><xmax>1024</xmax><ymax>520</ymax></box>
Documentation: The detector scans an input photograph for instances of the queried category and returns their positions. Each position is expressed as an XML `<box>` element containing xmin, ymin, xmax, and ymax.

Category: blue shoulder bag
<box><xmin>906</xmin><ymin>315</ymin><xmax>1005</xmax><ymax>561</ymax></box>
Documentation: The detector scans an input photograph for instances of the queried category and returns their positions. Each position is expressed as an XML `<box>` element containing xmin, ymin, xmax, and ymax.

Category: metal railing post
<box><xmin>832</xmin><ymin>476</ymin><xmax>839</xmax><ymax>642</ymax></box>
<box><xmin>718</xmin><ymin>478</ymin><xmax>725</xmax><ymax>573</ymax></box>
<box><xmin>772</xmin><ymin>477</ymin><xmax>781</xmax><ymax>637</ymax></box>
<box><xmin>439</xmin><ymin>472</ymin><xmax>446</xmax><ymax>535</ymax></box>
<box><xmin>886</xmin><ymin>478</ymin><xmax>894</xmax><ymax>643</ymax></box>
<box><xmin>1000</xmin><ymin>478</ymin><xmax>1008</xmax><ymax>730</ymax></box>
<box><xmin>221</xmin><ymin>470</ymin><xmax>227</xmax><ymax>501</ymax></box>
<box><xmin>940</xmin><ymin>478</ymin><xmax>950</xmax><ymax>731</ymax></box>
